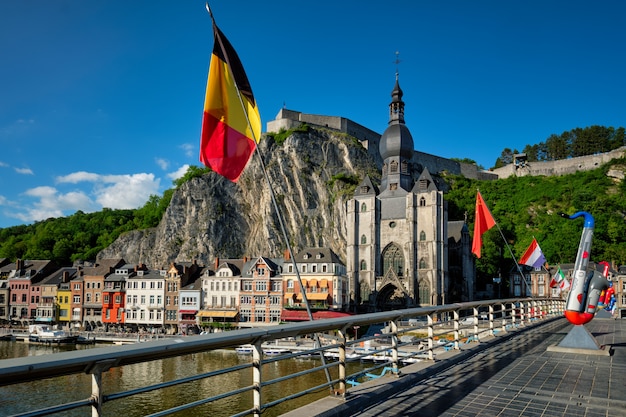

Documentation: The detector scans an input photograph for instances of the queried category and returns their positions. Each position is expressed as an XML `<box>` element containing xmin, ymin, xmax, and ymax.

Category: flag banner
<box><xmin>519</xmin><ymin>238</ymin><xmax>547</xmax><ymax>268</ymax></box>
<box><xmin>471</xmin><ymin>191</ymin><xmax>496</xmax><ymax>258</ymax></box>
<box><xmin>200</xmin><ymin>20</ymin><xmax>262</xmax><ymax>182</ymax></box>
<box><xmin>554</xmin><ymin>267</ymin><xmax>570</xmax><ymax>290</ymax></box>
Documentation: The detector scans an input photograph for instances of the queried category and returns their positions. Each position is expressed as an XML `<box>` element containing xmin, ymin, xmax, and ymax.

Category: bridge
<box><xmin>1</xmin><ymin>298</ymin><xmax>623</xmax><ymax>417</ymax></box>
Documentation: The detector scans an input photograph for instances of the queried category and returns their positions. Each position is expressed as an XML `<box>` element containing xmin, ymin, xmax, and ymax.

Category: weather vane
<box><xmin>394</xmin><ymin>51</ymin><xmax>401</xmax><ymax>76</ymax></box>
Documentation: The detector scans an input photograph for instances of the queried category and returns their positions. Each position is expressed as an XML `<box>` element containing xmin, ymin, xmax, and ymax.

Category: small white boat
<box><xmin>235</xmin><ymin>344</ymin><xmax>254</xmax><ymax>354</ymax></box>
<box><xmin>28</xmin><ymin>325</ymin><xmax>78</xmax><ymax>344</ymax></box>
<box><xmin>263</xmin><ymin>348</ymin><xmax>290</xmax><ymax>356</ymax></box>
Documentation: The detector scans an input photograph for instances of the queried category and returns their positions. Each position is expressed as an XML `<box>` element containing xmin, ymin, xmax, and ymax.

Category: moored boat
<box><xmin>235</xmin><ymin>344</ymin><xmax>254</xmax><ymax>354</ymax></box>
<box><xmin>28</xmin><ymin>325</ymin><xmax>79</xmax><ymax>345</ymax></box>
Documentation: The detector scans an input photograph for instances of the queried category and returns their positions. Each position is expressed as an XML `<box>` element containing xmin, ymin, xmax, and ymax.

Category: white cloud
<box><xmin>94</xmin><ymin>173</ymin><xmax>160</xmax><ymax>209</ymax></box>
<box><xmin>0</xmin><ymin>161</ymin><xmax>8</xmax><ymax>168</ymax></box>
<box><xmin>155</xmin><ymin>158</ymin><xmax>169</xmax><ymax>170</ymax></box>
<box><xmin>15</xmin><ymin>167</ymin><xmax>34</xmax><ymax>175</ymax></box>
<box><xmin>4</xmin><ymin>171</ymin><xmax>161</xmax><ymax>224</ymax></box>
<box><xmin>17</xmin><ymin>186</ymin><xmax>96</xmax><ymax>222</ymax></box>
<box><xmin>167</xmin><ymin>164</ymin><xmax>190</xmax><ymax>181</ymax></box>
<box><xmin>56</xmin><ymin>171</ymin><xmax>101</xmax><ymax>183</ymax></box>
<box><xmin>180</xmin><ymin>143</ymin><xmax>194</xmax><ymax>158</ymax></box>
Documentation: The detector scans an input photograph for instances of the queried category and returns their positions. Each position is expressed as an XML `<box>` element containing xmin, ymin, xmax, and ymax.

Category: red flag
<box><xmin>200</xmin><ymin>18</ymin><xmax>262</xmax><ymax>182</ymax></box>
<box><xmin>471</xmin><ymin>191</ymin><xmax>496</xmax><ymax>258</ymax></box>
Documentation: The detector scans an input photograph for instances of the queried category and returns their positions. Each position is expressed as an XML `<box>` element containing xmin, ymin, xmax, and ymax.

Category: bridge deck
<box><xmin>282</xmin><ymin>317</ymin><xmax>626</xmax><ymax>417</ymax></box>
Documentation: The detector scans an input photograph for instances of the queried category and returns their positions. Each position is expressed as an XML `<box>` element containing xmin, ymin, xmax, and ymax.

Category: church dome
<box><xmin>379</xmin><ymin>75</ymin><xmax>414</xmax><ymax>161</ymax></box>
<box><xmin>380</xmin><ymin>124</ymin><xmax>414</xmax><ymax>160</ymax></box>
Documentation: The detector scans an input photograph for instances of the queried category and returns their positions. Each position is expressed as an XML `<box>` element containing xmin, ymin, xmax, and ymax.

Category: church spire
<box><xmin>389</xmin><ymin>52</ymin><xmax>405</xmax><ymax>124</ymax></box>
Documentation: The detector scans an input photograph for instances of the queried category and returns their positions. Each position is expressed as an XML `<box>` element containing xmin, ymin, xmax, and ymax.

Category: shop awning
<box><xmin>178</xmin><ymin>310</ymin><xmax>197</xmax><ymax>314</ymax></box>
<box><xmin>281</xmin><ymin>310</ymin><xmax>353</xmax><ymax>321</ymax></box>
<box><xmin>319</xmin><ymin>279</ymin><xmax>328</xmax><ymax>287</ymax></box>
<box><xmin>296</xmin><ymin>293</ymin><xmax>330</xmax><ymax>301</ymax></box>
<box><xmin>197</xmin><ymin>311</ymin><xmax>238</xmax><ymax>318</ymax></box>
<box><xmin>308</xmin><ymin>279</ymin><xmax>318</xmax><ymax>287</ymax></box>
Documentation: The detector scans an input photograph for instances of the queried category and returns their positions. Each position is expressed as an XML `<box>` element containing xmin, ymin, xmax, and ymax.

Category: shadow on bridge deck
<box><xmin>282</xmin><ymin>316</ymin><xmax>626</xmax><ymax>417</ymax></box>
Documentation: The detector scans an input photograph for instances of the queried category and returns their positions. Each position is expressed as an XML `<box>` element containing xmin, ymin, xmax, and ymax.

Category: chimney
<box><xmin>284</xmin><ymin>249</ymin><xmax>290</xmax><ymax>261</ymax></box>
<box><xmin>62</xmin><ymin>271</ymin><xmax>70</xmax><ymax>283</ymax></box>
<box><xmin>214</xmin><ymin>257</ymin><xmax>220</xmax><ymax>270</ymax></box>
<box><xmin>16</xmin><ymin>259</ymin><xmax>22</xmax><ymax>272</ymax></box>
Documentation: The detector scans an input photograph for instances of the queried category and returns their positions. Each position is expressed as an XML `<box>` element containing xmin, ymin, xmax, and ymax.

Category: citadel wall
<box><xmin>266</xmin><ymin>109</ymin><xmax>622</xmax><ymax>181</ymax></box>
<box><xmin>490</xmin><ymin>147</ymin><xmax>626</xmax><ymax>178</ymax></box>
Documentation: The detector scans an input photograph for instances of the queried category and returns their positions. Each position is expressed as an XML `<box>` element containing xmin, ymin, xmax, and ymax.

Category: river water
<box><xmin>0</xmin><ymin>340</ymin><xmax>369</xmax><ymax>417</ymax></box>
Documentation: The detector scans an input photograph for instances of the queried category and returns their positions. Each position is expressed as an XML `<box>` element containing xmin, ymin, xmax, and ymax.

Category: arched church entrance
<box><xmin>376</xmin><ymin>284</ymin><xmax>407</xmax><ymax>311</ymax></box>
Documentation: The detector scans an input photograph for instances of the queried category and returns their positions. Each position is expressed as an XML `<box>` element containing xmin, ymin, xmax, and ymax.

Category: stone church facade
<box><xmin>346</xmin><ymin>75</ymin><xmax>474</xmax><ymax>312</ymax></box>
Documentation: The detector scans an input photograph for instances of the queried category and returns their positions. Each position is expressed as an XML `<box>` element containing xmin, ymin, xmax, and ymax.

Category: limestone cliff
<box><xmin>97</xmin><ymin>128</ymin><xmax>380</xmax><ymax>267</ymax></box>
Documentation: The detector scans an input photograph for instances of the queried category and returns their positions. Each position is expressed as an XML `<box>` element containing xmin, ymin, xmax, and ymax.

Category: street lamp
<box><xmin>353</xmin><ymin>325</ymin><xmax>360</xmax><ymax>341</ymax></box>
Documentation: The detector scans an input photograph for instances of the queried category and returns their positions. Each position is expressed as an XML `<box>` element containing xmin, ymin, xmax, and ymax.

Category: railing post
<box><xmin>427</xmin><ymin>313</ymin><xmax>435</xmax><ymax>360</ymax></box>
<box><xmin>472</xmin><ymin>307</ymin><xmax>479</xmax><ymax>341</ymax></box>
<box><xmin>253</xmin><ymin>341</ymin><xmax>262</xmax><ymax>417</ymax></box>
<box><xmin>499</xmin><ymin>303</ymin><xmax>506</xmax><ymax>333</ymax></box>
<box><xmin>337</xmin><ymin>326</ymin><xmax>348</xmax><ymax>397</ymax></box>
<box><xmin>85</xmin><ymin>359</ymin><xmax>116</xmax><ymax>417</ymax></box>
<box><xmin>389</xmin><ymin>319</ymin><xmax>400</xmax><ymax>376</ymax></box>
<box><xmin>488</xmin><ymin>304</ymin><xmax>495</xmax><ymax>336</ymax></box>
<box><xmin>452</xmin><ymin>309</ymin><xmax>460</xmax><ymax>350</ymax></box>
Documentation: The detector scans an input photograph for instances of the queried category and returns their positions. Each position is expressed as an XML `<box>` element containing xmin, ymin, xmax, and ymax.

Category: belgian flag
<box><xmin>200</xmin><ymin>18</ymin><xmax>261</xmax><ymax>182</ymax></box>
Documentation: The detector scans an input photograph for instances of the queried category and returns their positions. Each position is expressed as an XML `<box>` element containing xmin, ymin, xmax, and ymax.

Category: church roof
<box><xmin>354</xmin><ymin>175</ymin><xmax>378</xmax><ymax>196</ymax></box>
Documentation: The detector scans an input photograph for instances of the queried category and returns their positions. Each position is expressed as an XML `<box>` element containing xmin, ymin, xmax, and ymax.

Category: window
<box><xmin>312</xmin><ymin>265</ymin><xmax>317</xmax><ymax>273</ymax></box>
<box><xmin>242</xmin><ymin>281</ymin><xmax>252</xmax><ymax>291</ymax></box>
<box><xmin>322</xmin><ymin>265</ymin><xmax>327</xmax><ymax>273</ymax></box>
<box><xmin>255</xmin><ymin>310</ymin><xmax>266</xmax><ymax>323</ymax></box>
<box><xmin>420</xmin><ymin>231</ymin><xmax>426</xmax><ymax>241</ymax></box>
<box><xmin>256</xmin><ymin>281</ymin><xmax>267</xmax><ymax>291</ymax></box>
<box><xmin>104</xmin><ymin>294</ymin><xmax>110</xmax><ymax>303</ymax></box>
<box><xmin>115</xmin><ymin>295</ymin><xmax>121</xmax><ymax>304</ymax></box>
<box><xmin>390</xmin><ymin>160</ymin><xmax>398</xmax><ymax>173</ymax></box>
<box><xmin>73</xmin><ymin>295</ymin><xmax>81</xmax><ymax>303</ymax></box>
<box><xmin>419</xmin><ymin>258</ymin><xmax>427</xmax><ymax>269</ymax></box>
<box><xmin>360</xmin><ymin>260</ymin><xmax>367</xmax><ymax>271</ymax></box>
<box><xmin>382</xmin><ymin>244</ymin><xmax>404</xmax><ymax>276</ymax></box>
<box><xmin>361</xmin><ymin>235</ymin><xmax>367</xmax><ymax>244</ymax></box>
<box><xmin>419</xmin><ymin>282</ymin><xmax>430</xmax><ymax>305</ymax></box>
<box><xmin>271</xmin><ymin>280</ymin><xmax>281</xmax><ymax>292</ymax></box>
<box><xmin>420</xmin><ymin>197</ymin><xmax>426</xmax><ymax>207</ymax></box>
<box><xmin>302</xmin><ymin>265</ymin><xmax>307</xmax><ymax>273</ymax></box>
<box><xmin>287</xmin><ymin>280</ymin><xmax>294</xmax><ymax>289</ymax></box>
<box><xmin>361</xmin><ymin>202</ymin><xmax>367</xmax><ymax>212</ymax></box>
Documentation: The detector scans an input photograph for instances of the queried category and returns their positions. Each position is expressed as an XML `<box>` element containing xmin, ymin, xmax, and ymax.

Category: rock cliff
<box><xmin>97</xmin><ymin>128</ymin><xmax>380</xmax><ymax>267</ymax></box>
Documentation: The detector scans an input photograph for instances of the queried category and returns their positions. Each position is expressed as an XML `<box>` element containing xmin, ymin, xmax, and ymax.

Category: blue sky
<box><xmin>1</xmin><ymin>1</ymin><xmax>625</xmax><ymax>229</ymax></box>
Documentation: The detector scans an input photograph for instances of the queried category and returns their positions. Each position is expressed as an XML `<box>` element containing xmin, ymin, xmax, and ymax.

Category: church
<box><xmin>346</xmin><ymin>74</ymin><xmax>474</xmax><ymax>312</ymax></box>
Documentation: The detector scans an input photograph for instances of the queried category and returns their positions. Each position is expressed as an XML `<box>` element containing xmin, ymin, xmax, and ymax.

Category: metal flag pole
<box><xmin>205</xmin><ymin>2</ymin><xmax>334</xmax><ymax>392</ymax></box>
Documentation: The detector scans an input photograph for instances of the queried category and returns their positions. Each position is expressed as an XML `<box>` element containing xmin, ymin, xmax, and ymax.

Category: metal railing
<box><xmin>0</xmin><ymin>298</ymin><xmax>564</xmax><ymax>417</ymax></box>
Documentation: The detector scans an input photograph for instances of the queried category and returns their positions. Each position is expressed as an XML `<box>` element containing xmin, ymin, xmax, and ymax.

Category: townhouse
<box><xmin>125</xmin><ymin>267</ymin><xmax>165</xmax><ymax>332</ymax></box>
<box><xmin>198</xmin><ymin>259</ymin><xmax>242</xmax><ymax>329</ymax></box>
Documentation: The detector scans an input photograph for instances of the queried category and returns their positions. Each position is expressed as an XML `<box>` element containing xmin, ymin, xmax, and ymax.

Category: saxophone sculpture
<box><xmin>560</xmin><ymin>211</ymin><xmax>610</xmax><ymax>325</ymax></box>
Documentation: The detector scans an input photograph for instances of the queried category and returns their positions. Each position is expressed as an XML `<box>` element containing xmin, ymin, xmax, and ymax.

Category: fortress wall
<box><xmin>491</xmin><ymin>147</ymin><xmax>626</xmax><ymax>178</ymax></box>
<box><xmin>412</xmin><ymin>151</ymin><xmax>463</xmax><ymax>176</ymax></box>
<box><xmin>268</xmin><ymin>109</ymin><xmax>624</xmax><ymax>181</ymax></box>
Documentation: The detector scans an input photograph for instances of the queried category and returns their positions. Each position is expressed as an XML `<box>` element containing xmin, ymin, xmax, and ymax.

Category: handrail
<box><xmin>0</xmin><ymin>298</ymin><xmax>564</xmax><ymax>417</ymax></box>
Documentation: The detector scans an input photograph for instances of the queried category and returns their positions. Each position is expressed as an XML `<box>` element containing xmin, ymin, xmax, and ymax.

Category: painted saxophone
<box><xmin>560</xmin><ymin>211</ymin><xmax>610</xmax><ymax>325</ymax></box>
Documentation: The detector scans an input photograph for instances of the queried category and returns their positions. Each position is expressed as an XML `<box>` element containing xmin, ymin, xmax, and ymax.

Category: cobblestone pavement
<box><xmin>351</xmin><ymin>318</ymin><xmax>626</xmax><ymax>417</ymax></box>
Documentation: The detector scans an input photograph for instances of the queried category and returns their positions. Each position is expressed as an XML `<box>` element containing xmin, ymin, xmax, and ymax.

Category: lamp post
<box><xmin>353</xmin><ymin>325</ymin><xmax>360</xmax><ymax>341</ymax></box>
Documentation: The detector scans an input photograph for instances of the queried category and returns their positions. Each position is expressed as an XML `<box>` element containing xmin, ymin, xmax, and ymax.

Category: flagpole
<box><xmin>477</xmin><ymin>190</ymin><xmax>532</xmax><ymax>296</ymax></box>
<box><xmin>205</xmin><ymin>3</ymin><xmax>334</xmax><ymax>391</ymax></box>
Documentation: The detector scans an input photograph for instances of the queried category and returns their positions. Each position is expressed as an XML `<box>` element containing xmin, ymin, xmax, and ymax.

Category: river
<box><xmin>0</xmin><ymin>339</ymin><xmax>369</xmax><ymax>417</ymax></box>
